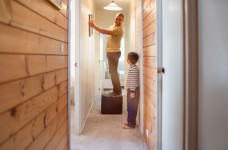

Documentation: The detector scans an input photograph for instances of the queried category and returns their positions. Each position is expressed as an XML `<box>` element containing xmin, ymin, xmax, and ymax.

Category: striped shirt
<box><xmin>126</xmin><ymin>65</ymin><xmax>139</xmax><ymax>92</ymax></box>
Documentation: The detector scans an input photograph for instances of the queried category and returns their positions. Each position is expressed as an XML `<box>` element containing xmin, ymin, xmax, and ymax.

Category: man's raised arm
<box><xmin>89</xmin><ymin>19</ymin><xmax>114</xmax><ymax>35</ymax></box>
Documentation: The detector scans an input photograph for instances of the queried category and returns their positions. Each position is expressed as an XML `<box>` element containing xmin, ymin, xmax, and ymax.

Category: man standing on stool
<box><xmin>89</xmin><ymin>13</ymin><xmax>124</xmax><ymax>96</ymax></box>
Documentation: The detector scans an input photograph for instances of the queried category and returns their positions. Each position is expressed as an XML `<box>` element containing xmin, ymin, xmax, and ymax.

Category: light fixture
<box><xmin>104</xmin><ymin>0</ymin><xmax>122</xmax><ymax>11</ymax></box>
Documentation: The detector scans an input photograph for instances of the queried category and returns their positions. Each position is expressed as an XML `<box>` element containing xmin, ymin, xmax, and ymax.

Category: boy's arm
<box><xmin>89</xmin><ymin>19</ymin><xmax>114</xmax><ymax>35</ymax></box>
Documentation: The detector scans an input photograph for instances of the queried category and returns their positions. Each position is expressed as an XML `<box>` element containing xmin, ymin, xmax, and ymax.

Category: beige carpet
<box><xmin>71</xmin><ymin>97</ymin><xmax>148</xmax><ymax>150</ymax></box>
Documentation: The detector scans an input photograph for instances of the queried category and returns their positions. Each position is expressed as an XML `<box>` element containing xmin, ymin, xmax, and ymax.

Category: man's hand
<box><xmin>89</xmin><ymin>19</ymin><xmax>95</xmax><ymax>28</ymax></box>
<box><xmin>130</xmin><ymin>92</ymin><xmax>135</xmax><ymax>99</ymax></box>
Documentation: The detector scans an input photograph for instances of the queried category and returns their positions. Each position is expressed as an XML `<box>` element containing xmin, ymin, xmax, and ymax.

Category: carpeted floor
<box><xmin>70</xmin><ymin>95</ymin><xmax>148</xmax><ymax>150</ymax></box>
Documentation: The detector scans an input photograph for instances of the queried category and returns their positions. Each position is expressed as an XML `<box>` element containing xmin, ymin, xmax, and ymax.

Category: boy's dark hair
<box><xmin>128</xmin><ymin>52</ymin><xmax>139</xmax><ymax>64</ymax></box>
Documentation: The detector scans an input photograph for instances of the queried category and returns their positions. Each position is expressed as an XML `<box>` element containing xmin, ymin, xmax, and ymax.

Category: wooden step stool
<box><xmin>101</xmin><ymin>93</ymin><xmax>123</xmax><ymax>114</ymax></box>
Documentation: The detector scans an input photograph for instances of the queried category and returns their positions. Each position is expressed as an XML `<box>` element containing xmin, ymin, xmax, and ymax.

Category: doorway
<box><xmin>69</xmin><ymin>0</ymin><xmax>145</xmax><ymax>149</ymax></box>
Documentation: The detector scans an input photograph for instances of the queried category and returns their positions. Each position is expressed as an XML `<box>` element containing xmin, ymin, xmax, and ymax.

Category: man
<box><xmin>89</xmin><ymin>13</ymin><xmax>124</xmax><ymax>95</ymax></box>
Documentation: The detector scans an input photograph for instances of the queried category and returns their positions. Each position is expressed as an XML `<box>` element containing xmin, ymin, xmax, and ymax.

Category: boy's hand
<box><xmin>130</xmin><ymin>93</ymin><xmax>135</xmax><ymax>99</ymax></box>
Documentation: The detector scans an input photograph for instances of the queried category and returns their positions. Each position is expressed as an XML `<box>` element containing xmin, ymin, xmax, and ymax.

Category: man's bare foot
<box><xmin>123</xmin><ymin>125</ymin><xmax>135</xmax><ymax>129</ymax></box>
<box><xmin>124</xmin><ymin>122</ymin><xmax>128</xmax><ymax>125</ymax></box>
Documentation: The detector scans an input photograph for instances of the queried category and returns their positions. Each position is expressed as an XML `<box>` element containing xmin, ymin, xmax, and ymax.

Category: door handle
<box><xmin>157</xmin><ymin>67</ymin><xmax>165</xmax><ymax>74</ymax></box>
<box><xmin>75</xmin><ymin>63</ymin><xmax>77</xmax><ymax>67</ymax></box>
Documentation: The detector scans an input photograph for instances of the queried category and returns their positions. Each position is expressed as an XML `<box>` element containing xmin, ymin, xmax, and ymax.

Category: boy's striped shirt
<box><xmin>126</xmin><ymin>65</ymin><xmax>139</xmax><ymax>92</ymax></box>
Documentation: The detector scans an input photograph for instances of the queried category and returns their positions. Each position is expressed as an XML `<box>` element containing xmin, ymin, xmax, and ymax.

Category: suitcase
<box><xmin>101</xmin><ymin>93</ymin><xmax>123</xmax><ymax>114</ymax></box>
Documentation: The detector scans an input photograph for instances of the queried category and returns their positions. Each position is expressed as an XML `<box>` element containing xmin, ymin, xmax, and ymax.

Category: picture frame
<box><xmin>89</xmin><ymin>14</ymin><xmax>93</xmax><ymax>36</ymax></box>
<box><xmin>48</xmin><ymin>0</ymin><xmax>62</xmax><ymax>9</ymax></box>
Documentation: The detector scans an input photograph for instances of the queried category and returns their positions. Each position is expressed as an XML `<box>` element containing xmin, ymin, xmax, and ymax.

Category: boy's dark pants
<box><xmin>127</xmin><ymin>87</ymin><xmax>139</xmax><ymax>127</ymax></box>
<box><xmin>107</xmin><ymin>52</ymin><xmax>121</xmax><ymax>94</ymax></box>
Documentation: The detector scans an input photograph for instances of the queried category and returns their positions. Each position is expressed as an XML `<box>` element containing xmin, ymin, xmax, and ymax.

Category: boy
<box><xmin>123</xmin><ymin>52</ymin><xmax>139</xmax><ymax>129</ymax></box>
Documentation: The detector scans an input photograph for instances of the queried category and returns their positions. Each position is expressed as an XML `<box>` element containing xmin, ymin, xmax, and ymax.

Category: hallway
<box><xmin>71</xmin><ymin>96</ymin><xmax>148</xmax><ymax>150</ymax></box>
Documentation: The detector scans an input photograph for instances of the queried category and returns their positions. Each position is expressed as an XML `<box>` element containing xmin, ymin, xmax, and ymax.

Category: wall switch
<box><xmin>61</xmin><ymin>44</ymin><xmax>64</xmax><ymax>53</ymax></box>
<box><xmin>146</xmin><ymin>129</ymin><xmax>149</xmax><ymax>138</ymax></box>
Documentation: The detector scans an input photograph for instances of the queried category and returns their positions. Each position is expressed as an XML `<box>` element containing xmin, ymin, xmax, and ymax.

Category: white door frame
<box><xmin>156</xmin><ymin>0</ymin><xmax>163</xmax><ymax>149</ymax></box>
<box><xmin>68</xmin><ymin>0</ymin><xmax>82</xmax><ymax>141</ymax></box>
<box><xmin>74</xmin><ymin>0</ymin><xmax>82</xmax><ymax>135</ymax></box>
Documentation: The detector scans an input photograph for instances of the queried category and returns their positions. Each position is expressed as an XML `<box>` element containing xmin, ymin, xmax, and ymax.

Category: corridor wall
<box><xmin>143</xmin><ymin>0</ymin><xmax>157</xmax><ymax>150</ymax></box>
<box><xmin>0</xmin><ymin>0</ymin><xmax>69</xmax><ymax>149</ymax></box>
<box><xmin>80</xmin><ymin>0</ymin><xmax>96</xmax><ymax>132</ymax></box>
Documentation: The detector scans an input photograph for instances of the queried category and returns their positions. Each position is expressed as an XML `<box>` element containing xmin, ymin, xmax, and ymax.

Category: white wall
<box><xmin>80</xmin><ymin>0</ymin><xmax>96</xmax><ymax>130</ymax></box>
<box><xmin>135</xmin><ymin>0</ymin><xmax>143</xmax><ymax>134</ymax></box>
<box><xmin>96</xmin><ymin>10</ymin><xmax>128</xmax><ymax>27</ymax></box>
<box><xmin>125</xmin><ymin>0</ymin><xmax>144</xmax><ymax>133</ymax></box>
<box><xmin>198</xmin><ymin>0</ymin><xmax>228</xmax><ymax>150</ymax></box>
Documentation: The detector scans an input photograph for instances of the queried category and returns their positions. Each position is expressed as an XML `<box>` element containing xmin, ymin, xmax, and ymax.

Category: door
<box><xmin>198</xmin><ymin>0</ymin><xmax>228</xmax><ymax>149</ymax></box>
<box><xmin>157</xmin><ymin>0</ymin><xmax>184</xmax><ymax>149</ymax></box>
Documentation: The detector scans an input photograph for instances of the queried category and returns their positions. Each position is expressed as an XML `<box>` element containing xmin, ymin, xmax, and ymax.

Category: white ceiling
<box><xmin>94</xmin><ymin>0</ymin><xmax>131</xmax><ymax>12</ymax></box>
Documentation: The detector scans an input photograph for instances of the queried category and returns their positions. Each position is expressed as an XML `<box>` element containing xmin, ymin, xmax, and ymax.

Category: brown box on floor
<box><xmin>101</xmin><ymin>93</ymin><xmax>123</xmax><ymax>114</ymax></box>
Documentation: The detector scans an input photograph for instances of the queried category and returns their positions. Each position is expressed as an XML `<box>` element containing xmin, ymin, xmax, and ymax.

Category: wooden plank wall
<box><xmin>0</xmin><ymin>0</ymin><xmax>69</xmax><ymax>149</ymax></box>
<box><xmin>143</xmin><ymin>0</ymin><xmax>156</xmax><ymax>149</ymax></box>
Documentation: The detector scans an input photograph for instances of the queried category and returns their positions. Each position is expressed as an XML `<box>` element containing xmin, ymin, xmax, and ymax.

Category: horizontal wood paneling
<box><xmin>143</xmin><ymin>0</ymin><xmax>152</xmax><ymax>10</ymax></box>
<box><xmin>0</xmin><ymin>0</ymin><xmax>69</xmax><ymax>149</ymax></box>
<box><xmin>143</xmin><ymin>45</ymin><xmax>156</xmax><ymax>57</ymax></box>
<box><xmin>0</xmin><ymin>94</ymin><xmax>67</xmax><ymax>150</ymax></box>
<box><xmin>143</xmin><ymin>19</ymin><xmax>156</xmax><ymax>38</ymax></box>
<box><xmin>0</xmin><ymin>86</ymin><xmax>57</xmax><ymax>143</ymax></box>
<box><xmin>47</xmin><ymin>55</ymin><xmax>68</xmax><ymax>72</ymax></box>
<box><xmin>0</xmin><ymin>54</ymin><xmax>67</xmax><ymax>83</ymax></box>
<box><xmin>0</xmin><ymin>55</ymin><xmax>28</xmax><ymax>83</ymax></box>
<box><xmin>64</xmin><ymin>143</ymin><xmax>69</xmax><ymax>150</ymax></box>
<box><xmin>62</xmin><ymin>0</ymin><xmax>68</xmax><ymax>7</ymax></box>
<box><xmin>143</xmin><ymin>75</ymin><xmax>156</xmax><ymax>94</ymax></box>
<box><xmin>0</xmin><ymin>23</ymin><xmax>68</xmax><ymax>55</ymax></box>
<box><xmin>143</xmin><ymin>0</ymin><xmax>157</xmax><ymax>149</ymax></box>
<box><xmin>144</xmin><ymin>56</ymin><xmax>156</xmax><ymax>68</ymax></box>
<box><xmin>0</xmin><ymin>68</ymin><xmax>67</xmax><ymax>114</ymax></box>
<box><xmin>27</xmin><ymin>107</ymin><xmax>67</xmax><ymax>150</ymax></box>
<box><xmin>0</xmin><ymin>0</ymin><xmax>67</xmax><ymax>42</ymax></box>
<box><xmin>59</xmin><ymin>2</ymin><xmax>68</xmax><ymax>19</ymax></box>
<box><xmin>0</xmin><ymin>0</ymin><xmax>11</xmax><ymax>24</ymax></box>
<box><xmin>16</xmin><ymin>0</ymin><xmax>68</xmax><ymax>30</ymax></box>
<box><xmin>27</xmin><ymin>116</ymin><xmax>58</xmax><ymax>150</ymax></box>
<box><xmin>143</xmin><ymin>66</ymin><xmax>156</xmax><ymax>79</ymax></box>
<box><xmin>143</xmin><ymin>33</ymin><xmax>156</xmax><ymax>47</ymax></box>
<box><xmin>143</xmin><ymin>0</ymin><xmax>156</xmax><ymax>19</ymax></box>
<box><xmin>144</xmin><ymin>87</ymin><xmax>156</xmax><ymax>108</ymax></box>
<box><xmin>56</xmin><ymin>131</ymin><xmax>68</xmax><ymax>150</ymax></box>
<box><xmin>44</xmin><ymin>117</ymin><xmax>68</xmax><ymax>150</ymax></box>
